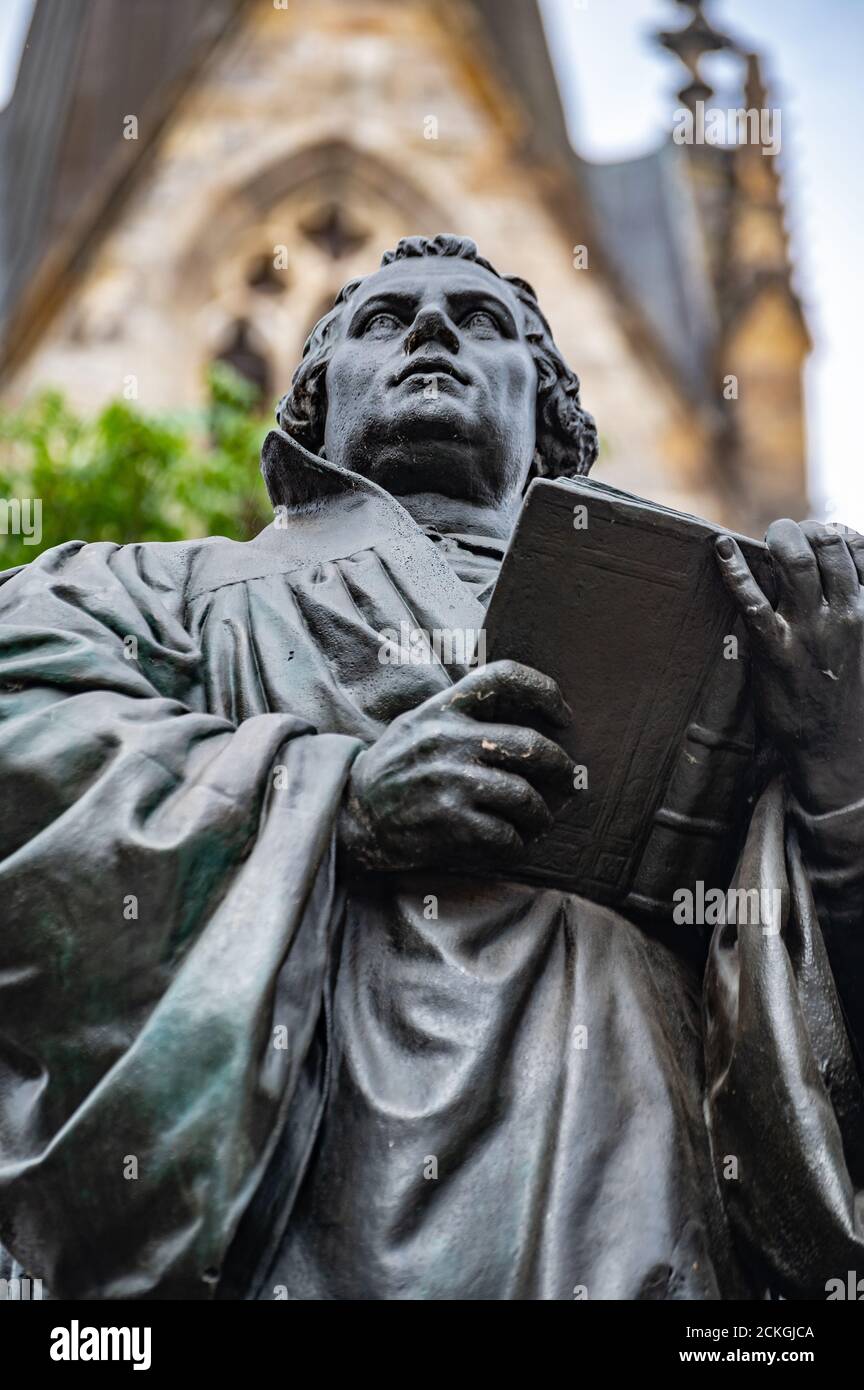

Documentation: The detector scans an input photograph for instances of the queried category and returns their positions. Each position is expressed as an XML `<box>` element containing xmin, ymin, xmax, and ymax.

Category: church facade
<box><xmin>0</xmin><ymin>0</ymin><xmax>810</xmax><ymax>536</ymax></box>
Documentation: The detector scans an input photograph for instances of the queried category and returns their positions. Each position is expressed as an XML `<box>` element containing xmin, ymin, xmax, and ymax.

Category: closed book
<box><xmin>484</xmin><ymin>476</ymin><xmax>774</xmax><ymax>912</ymax></box>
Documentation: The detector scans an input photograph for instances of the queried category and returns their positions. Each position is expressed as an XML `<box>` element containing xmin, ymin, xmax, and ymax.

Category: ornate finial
<box><xmin>658</xmin><ymin>1</ymin><xmax>740</xmax><ymax>112</ymax></box>
<box><xmin>299</xmin><ymin>204</ymin><xmax>370</xmax><ymax>261</ymax></box>
<box><xmin>743</xmin><ymin>50</ymin><xmax>768</xmax><ymax>112</ymax></box>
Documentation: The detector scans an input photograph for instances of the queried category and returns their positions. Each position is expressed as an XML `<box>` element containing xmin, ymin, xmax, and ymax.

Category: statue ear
<box><xmin>533</xmin><ymin>354</ymin><xmax>559</xmax><ymax>396</ymax></box>
<box><xmin>275</xmin><ymin>392</ymin><xmax>291</xmax><ymax>430</ymax></box>
<box><xmin>521</xmin><ymin>449</ymin><xmax>544</xmax><ymax>494</ymax></box>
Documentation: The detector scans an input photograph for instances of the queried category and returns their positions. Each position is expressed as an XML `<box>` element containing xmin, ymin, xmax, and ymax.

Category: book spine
<box><xmin>624</xmin><ymin>627</ymin><xmax>757</xmax><ymax>918</ymax></box>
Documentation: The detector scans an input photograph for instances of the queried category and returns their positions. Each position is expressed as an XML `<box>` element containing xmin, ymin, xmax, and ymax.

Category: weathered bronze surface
<box><xmin>1</xmin><ymin>235</ymin><xmax>863</xmax><ymax>1300</ymax></box>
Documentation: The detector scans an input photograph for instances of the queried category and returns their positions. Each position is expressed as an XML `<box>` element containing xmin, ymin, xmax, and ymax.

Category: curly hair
<box><xmin>275</xmin><ymin>233</ymin><xmax>599</xmax><ymax>480</ymax></box>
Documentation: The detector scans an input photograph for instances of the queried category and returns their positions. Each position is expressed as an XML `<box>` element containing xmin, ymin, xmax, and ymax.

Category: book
<box><xmin>483</xmin><ymin>476</ymin><xmax>775</xmax><ymax>913</ymax></box>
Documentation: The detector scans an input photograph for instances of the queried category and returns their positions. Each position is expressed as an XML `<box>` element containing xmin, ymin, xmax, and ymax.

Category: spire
<box><xmin>657</xmin><ymin>1</ymin><xmax>740</xmax><ymax>112</ymax></box>
<box><xmin>656</xmin><ymin>2</ymin><xmax>810</xmax><ymax>532</ymax></box>
<box><xmin>727</xmin><ymin>52</ymin><xmax>791</xmax><ymax>280</ymax></box>
<box><xmin>743</xmin><ymin>49</ymin><xmax>767</xmax><ymax>113</ymax></box>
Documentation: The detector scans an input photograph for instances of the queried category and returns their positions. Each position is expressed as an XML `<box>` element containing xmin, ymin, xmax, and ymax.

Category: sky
<box><xmin>0</xmin><ymin>0</ymin><xmax>32</xmax><ymax>109</ymax></box>
<box><xmin>1</xmin><ymin>0</ymin><xmax>861</xmax><ymax>525</ymax></box>
<box><xmin>540</xmin><ymin>0</ymin><xmax>864</xmax><ymax>526</ymax></box>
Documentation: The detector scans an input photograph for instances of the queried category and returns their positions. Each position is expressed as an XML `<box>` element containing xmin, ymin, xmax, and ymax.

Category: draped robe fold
<box><xmin>1</xmin><ymin>429</ymin><xmax>863</xmax><ymax>1300</ymax></box>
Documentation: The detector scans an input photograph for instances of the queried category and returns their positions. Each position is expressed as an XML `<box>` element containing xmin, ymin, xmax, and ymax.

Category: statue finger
<box><xmin>800</xmin><ymin>520</ymin><xmax>859</xmax><ymax>606</ymax></box>
<box><xmin>441</xmin><ymin>659</ymin><xmax>571</xmax><ymax>729</ymax></box>
<box><xmin>464</xmin><ymin>721</ymin><xmax>574</xmax><ymax>796</ymax></box>
<box><xmin>764</xmin><ymin>518</ymin><xmax>823</xmax><ymax>615</ymax></box>
<box><xmin>715</xmin><ymin>535</ymin><xmax>780</xmax><ymax>650</ymax></box>
<box><xmin>845</xmin><ymin>531</ymin><xmax>864</xmax><ymax>587</ymax></box>
<box><xmin>447</xmin><ymin>808</ymin><xmax>526</xmax><ymax>865</ymax></box>
<box><xmin>470</xmin><ymin>768</ymin><xmax>555</xmax><ymax>840</ymax></box>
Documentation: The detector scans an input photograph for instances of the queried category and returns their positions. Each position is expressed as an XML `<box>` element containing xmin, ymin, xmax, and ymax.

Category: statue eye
<box><xmin>462</xmin><ymin>310</ymin><xmax>500</xmax><ymax>336</ymax></box>
<box><xmin>363</xmin><ymin>312</ymin><xmax>402</xmax><ymax>337</ymax></box>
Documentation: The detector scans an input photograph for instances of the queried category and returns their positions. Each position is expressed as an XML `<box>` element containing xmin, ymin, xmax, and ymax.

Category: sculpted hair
<box><xmin>275</xmin><ymin>233</ymin><xmax>599</xmax><ymax>479</ymax></box>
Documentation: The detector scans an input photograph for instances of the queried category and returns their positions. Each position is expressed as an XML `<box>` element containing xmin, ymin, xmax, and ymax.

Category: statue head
<box><xmin>273</xmin><ymin>234</ymin><xmax>598</xmax><ymax>512</ymax></box>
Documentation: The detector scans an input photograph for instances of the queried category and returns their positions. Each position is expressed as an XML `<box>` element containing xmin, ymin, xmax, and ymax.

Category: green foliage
<box><xmin>0</xmin><ymin>365</ymin><xmax>272</xmax><ymax>569</ymax></box>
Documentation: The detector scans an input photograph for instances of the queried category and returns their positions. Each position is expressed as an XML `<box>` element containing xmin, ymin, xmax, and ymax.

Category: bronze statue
<box><xmin>1</xmin><ymin>234</ymin><xmax>863</xmax><ymax>1300</ymax></box>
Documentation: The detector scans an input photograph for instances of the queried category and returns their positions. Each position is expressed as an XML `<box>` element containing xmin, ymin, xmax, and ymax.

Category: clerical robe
<box><xmin>1</xmin><ymin>429</ymin><xmax>864</xmax><ymax>1301</ymax></box>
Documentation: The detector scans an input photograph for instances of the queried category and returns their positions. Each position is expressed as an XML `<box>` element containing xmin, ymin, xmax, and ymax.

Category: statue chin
<box><xmin>351</xmin><ymin>442</ymin><xmax>518</xmax><ymax>507</ymax></box>
<box><xmin>329</xmin><ymin>400</ymin><xmax>528</xmax><ymax>508</ymax></box>
<box><xmin>333</xmin><ymin>416</ymin><xmax>506</xmax><ymax>498</ymax></box>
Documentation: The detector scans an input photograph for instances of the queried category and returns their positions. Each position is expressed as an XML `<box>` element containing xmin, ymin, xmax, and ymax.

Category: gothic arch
<box><xmin>233</xmin><ymin>139</ymin><xmax>451</xmax><ymax>233</ymax></box>
<box><xmin>173</xmin><ymin>141</ymin><xmax>453</xmax><ymax>407</ymax></box>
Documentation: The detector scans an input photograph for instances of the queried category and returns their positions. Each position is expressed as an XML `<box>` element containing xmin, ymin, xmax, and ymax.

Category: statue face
<box><xmin>322</xmin><ymin>257</ymin><xmax>537</xmax><ymax>507</ymax></box>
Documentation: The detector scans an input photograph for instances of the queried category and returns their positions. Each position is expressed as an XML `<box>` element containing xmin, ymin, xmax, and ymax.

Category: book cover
<box><xmin>484</xmin><ymin>476</ymin><xmax>775</xmax><ymax>910</ymax></box>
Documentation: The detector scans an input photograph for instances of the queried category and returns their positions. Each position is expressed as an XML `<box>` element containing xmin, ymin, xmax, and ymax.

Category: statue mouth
<box><xmin>392</xmin><ymin>356</ymin><xmax>470</xmax><ymax>387</ymax></box>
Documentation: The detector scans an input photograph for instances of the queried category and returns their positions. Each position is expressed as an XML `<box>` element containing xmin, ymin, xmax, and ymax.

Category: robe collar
<box><xmin>259</xmin><ymin>426</ymin><xmax>442</xmax><ymax>530</ymax></box>
<box><xmin>185</xmin><ymin>429</ymin><xmax>490</xmax><ymax>631</ymax></box>
<box><xmin>260</xmin><ymin>429</ymin><xmax>508</xmax><ymax>549</ymax></box>
<box><xmin>261</xmin><ymin>427</ymin><xmax>378</xmax><ymax>512</ymax></box>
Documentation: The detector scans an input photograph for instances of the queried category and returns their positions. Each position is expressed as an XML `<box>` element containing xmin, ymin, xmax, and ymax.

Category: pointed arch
<box><xmin>173</xmin><ymin>140</ymin><xmax>454</xmax><ymax>407</ymax></box>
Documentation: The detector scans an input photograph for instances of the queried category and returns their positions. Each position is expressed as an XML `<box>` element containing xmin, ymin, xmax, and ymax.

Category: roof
<box><xmin>580</xmin><ymin>142</ymin><xmax>719</xmax><ymax>401</ymax></box>
<box><xmin>0</xmin><ymin>0</ymin><xmax>796</xmax><ymax>410</ymax></box>
<box><xmin>0</xmin><ymin>0</ymin><xmax>245</xmax><ymax>362</ymax></box>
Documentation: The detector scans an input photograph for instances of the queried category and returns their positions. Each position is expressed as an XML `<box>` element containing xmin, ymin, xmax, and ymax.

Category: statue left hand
<box><xmin>716</xmin><ymin>519</ymin><xmax>864</xmax><ymax>816</ymax></box>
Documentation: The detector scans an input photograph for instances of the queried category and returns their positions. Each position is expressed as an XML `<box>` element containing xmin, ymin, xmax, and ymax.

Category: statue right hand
<box><xmin>337</xmin><ymin>660</ymin><xmax>574</xmax><ymax>874</ymax></box>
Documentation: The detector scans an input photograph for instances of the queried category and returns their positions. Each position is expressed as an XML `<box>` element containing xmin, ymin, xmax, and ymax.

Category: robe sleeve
<box><xmin>788</xmin><ymin>794</ymin><xmax>864</xmax><ymax>1070</ymax></box>
<box><xmin>0</xmin><ymin>540</ymin><xmax>362</xmax><ymax>1298</ymax></box>
<box><xmin>704</xmin><ymin>779</ymin><xmax>864</xmax><ymax>1298</ymax></box>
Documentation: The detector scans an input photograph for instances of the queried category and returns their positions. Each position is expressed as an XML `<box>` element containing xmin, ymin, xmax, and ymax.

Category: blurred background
<box><xmin>0</xmin><ymin>0</ymin><xmax>859</xmax><ymax>564</ymax></box>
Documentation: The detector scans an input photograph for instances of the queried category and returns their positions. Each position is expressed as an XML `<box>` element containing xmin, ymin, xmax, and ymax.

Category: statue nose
<box><xmin>404</xmin><ymin>308</ymin><xmax>460</xmax><ymax>355</ymax></box>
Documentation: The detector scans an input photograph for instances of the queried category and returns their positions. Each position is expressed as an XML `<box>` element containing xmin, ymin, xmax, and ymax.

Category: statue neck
<box><xmin>393</xmin><ymin>492</ymin><xmax>518</xmax><ymax>541</ymax></box>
